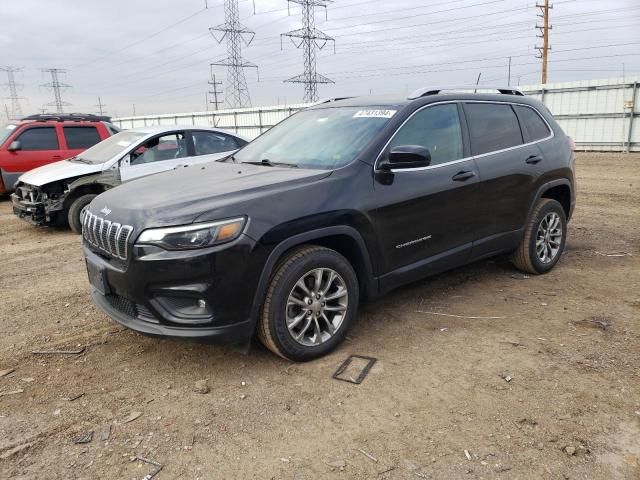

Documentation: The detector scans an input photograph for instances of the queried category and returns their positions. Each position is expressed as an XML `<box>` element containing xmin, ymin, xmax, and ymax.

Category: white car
<box><xmin>11</xmin><ymin>125</ymin><xmax>248</xmax><ymax>233</ymax></box>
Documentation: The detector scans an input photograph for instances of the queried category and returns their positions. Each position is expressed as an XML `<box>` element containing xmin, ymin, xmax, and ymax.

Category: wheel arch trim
<box><xmin>529</xmin><ymin>178</ymin><xmax>573</xmax><ymax>221</ymax></box>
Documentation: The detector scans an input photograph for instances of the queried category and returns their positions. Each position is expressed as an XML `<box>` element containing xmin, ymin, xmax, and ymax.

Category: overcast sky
<box><xmin>1</xmin><ymin>0</ymin><xmax>639</xmax><ymax>118</ymax></box>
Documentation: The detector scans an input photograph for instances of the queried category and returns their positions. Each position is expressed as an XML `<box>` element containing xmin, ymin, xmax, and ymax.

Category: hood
<box><xmin>18</xmin><ymin>159</ymin><xmax>105</xmax><ymax>187</ymax></box>
<box><xmin>88</xmin><ymin>161</ymin><xmax>332</xmax><ymax>228</ymax></box>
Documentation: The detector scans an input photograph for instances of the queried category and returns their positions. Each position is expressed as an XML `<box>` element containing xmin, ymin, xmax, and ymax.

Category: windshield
<box><xmin>233</xmin><ymin>107</ymin><xmax>396</xmax><ymax>169</ymax></box>
<box><xmin>72</xmin><ymin>130</ymin><xmax>147</xmax><ymax>164</ymax></box>
<box><xmin>0</xmin><ymin>124</ymin><xmax>17</xmax><ymax>146</ymax></box>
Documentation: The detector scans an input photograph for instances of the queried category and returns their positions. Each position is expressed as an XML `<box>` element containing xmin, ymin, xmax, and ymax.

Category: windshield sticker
<box><xmin>117</xmin><ymin>140</ymin><xmax>132</xmax><ymax>147</ymax></box>
<box><xmin>7</xmin><ymin>124</ymin><xmax>16</xmax><ymax>130</ymax></box>
<box><xmin>353</xmin><ymin>109</ymin><xmax>397</xmax><ymax>119</ymax></box>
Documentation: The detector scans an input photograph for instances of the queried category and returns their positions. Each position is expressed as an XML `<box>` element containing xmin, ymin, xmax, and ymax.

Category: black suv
<box><xmin>82</xmin><ymin>88</ymin><xmax>575</xmax><ymax>361</ymax></box>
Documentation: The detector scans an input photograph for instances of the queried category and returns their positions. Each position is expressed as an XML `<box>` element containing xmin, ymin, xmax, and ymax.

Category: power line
<box><xmin>210</xmin><ymin>0</ymin><xmax>259</xmax><ymax>107</ymax></box>
<box><xmin>41</xmin><ymin>68</ymin><xmax>71</xmax><ymax>114</ymax></box>
<box><xmin>0</xmin><ymin>66</ymin><xmax>25</xmax><ymax>120</ymax></box>
<box><xmin>282</xmin><ymin>0</ymin><xmax>335</xmax><ymax>103</ymax></box>
<box><xmin>536</xmin><ymin>0</ymin><xmax>552</xmax><ymax>83</ymax></box>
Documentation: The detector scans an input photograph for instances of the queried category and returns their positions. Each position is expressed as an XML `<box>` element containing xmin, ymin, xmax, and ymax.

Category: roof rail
<box><xmin>408</xmin><ymin>86</ymin><xmax>524</xmax><ymax>100</ymax></box>
<box><xmin>21</xmin><ymin>113</ymin><xmax>112</xmax><ymax>123</ymax></box>
<box><xmin>316</xmin><ymin>96</ymin><xmax>355</xmax><ymax>104</ymax></box>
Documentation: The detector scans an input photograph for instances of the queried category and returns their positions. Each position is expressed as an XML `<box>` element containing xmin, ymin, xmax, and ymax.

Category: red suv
<box><xmin>0</xmin><ymin>114</ymin><xmax>118</xmax><ymax>194</ymax></box>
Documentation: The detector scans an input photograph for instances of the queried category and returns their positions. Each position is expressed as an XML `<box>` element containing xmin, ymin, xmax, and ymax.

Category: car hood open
<box><xmin>18</xmin><ymin>159</ymin><xmax>105</xmax><ymax>187</ymax></box>
<box><xmin>88</xmin><ymin>161</ymin><xmax>333</xmax><ymax>228</ymax></box>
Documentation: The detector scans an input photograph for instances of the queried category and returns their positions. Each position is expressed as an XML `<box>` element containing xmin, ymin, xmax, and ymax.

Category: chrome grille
<box><xmin>82</xmin><ymin>210</ymin><xmax>133</xmax><ymax>260</ymax></box>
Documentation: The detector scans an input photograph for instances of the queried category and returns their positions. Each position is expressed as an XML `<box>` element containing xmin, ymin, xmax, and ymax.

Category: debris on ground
<box><xmin>333</xmin><ymin>355</ymin><xmax>377</xmax><ymax>384</ymax></box>
<box><xmin>63</xmin><ymin>393</ymin><xmax>85</xmax><ymax>401</ymax></box>
<box><xmin>377</xmin><ymin>465</ymin><xmax>395</xmax><ymax>475</ymax></box>
<box><xmin>564</xmin><ymin>446</ymin><xmax>576</xmax><ymax>456</ymax></box>
<box><xmin>326</xmin><ymin>459</ymin><xmax>347</xmax><ymax>470</ymax></box>
<box><xmin>74</xmin><ymin>431</ymin><xmax>93</xmax><ymax>444</ymax></box>
<box><xmin>100</xmin><ymin>424</ymin><xmax>112</xmax><ymax>441</ymax></box>
<box><xmin>499</xmin><ymin>373</ymin><xmax>513</xmax><ymax>383</ymax></box>
<box><xmin>416</xmin><ymin>310</ymin><xmax>506</xmax><ymax>319</ymax></box>
<box><xmin>595</xmin><ymin>251</ymin><xmax>632</xmax><ymax>257</ymax></box>
<box><xmin>120</xmin><ymin>411</ymin><xmax>142</xmax><ymax>424</ymax></box>
<box><xmin>0</xmin><ymin>442</ymin><xmax>33</xmax><ymax>460</ymax></box>
<box><xmin>0</xmin><ymin>368</ymin><xmax>15</xmax><ymax>377</ymax></box>
<box><xmin>573</xmin><ymin>316</ymin><xmax>612</xmax><ymax>330</ymax></box>
<box><xmin>133</xmin><ymin>455</ymin><xmax>163</xmax><ymax>479</ymax></box>
<box><xmin>194</xmin><ymin>379</ymin><xmax>210</xmax><ymax>394</ymax></box>
<box><xmin>0</xmin><ymin>389</ymin><xmax>24</xmax><ymax>397</ymax></box>
<box><xmin>464</xmin><ymin>450</ymin><xmax>472</xmax><ymax>460</ymax></box>
<box><xmin>511</xmin><ymin>273</ymin><xmax>529</xmax><ymax>280</ymax></box>
<box><xmin>356</xmin><ymin>447</ymin><xmax>378</xmax><ymax>462</ymax></box>
<box><xmin>500</xmin><ymin>340</ymin><xmax>525</xmax><ymax>347</ymax></box>
<box><xmin>32</xmin><ymin>347</ymin><xmax>85</xmax><ymax>355</ymax></box>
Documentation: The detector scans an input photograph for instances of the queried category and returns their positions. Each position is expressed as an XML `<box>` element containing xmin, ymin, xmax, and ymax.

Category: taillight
<box><xmin>567</xmin><ymin>136</ymin><xmax>576</xmax><ymax>151</ymax></box>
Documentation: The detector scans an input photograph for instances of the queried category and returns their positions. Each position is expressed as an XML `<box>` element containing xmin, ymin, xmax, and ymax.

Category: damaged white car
<box><xmin>11</xmin><ymin>125</ymin><xmax>248</xmax><ymax>233</ymax></box>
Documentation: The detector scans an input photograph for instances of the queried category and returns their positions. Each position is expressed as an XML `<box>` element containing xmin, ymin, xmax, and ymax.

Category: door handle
<box><xmin>52</xmin><ymin>155</ymin><xmax>62</xmax><ymax>159</ymax></box>
<box><xmin>452</xmin><ymin>170</ymin><xmax>476</xmax><ymax>181</ymax></box>
<box><xmin>525</xmin><ymin>155</ymin><xmax>543</xmax><ymax>165</ymax></box>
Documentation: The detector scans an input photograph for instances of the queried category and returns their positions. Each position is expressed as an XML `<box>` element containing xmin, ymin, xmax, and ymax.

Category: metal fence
<box><xmin>113</xmin><ymin>76</ymin><xmax>639</xmax><ymax>152</ymax></box>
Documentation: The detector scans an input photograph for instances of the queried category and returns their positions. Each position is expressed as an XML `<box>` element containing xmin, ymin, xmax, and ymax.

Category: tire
<box><xmin>67</xmin><ymin>194</ymin><xmax>97</xmax><ymax>234</ymax></box>
<box><xmin>258</xmin><ymin>245</ymin><xmax>359</xmax><ymax>362</ymax></box>
<box><xmin>511</xmin><ymin>198</ymin><xmax>567</xmax><ymax>274</ymax></box>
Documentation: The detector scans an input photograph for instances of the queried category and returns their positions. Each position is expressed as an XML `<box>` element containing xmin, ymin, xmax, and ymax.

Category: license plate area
<box><xmin>86</xmin><ymin>259</ymin><xmax>110</xmax><ymax>295</ymax></box>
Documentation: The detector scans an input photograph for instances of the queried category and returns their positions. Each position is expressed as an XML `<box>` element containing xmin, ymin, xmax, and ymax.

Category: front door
<box><xmin>120</xmin><ymin>131</ymin><xmax>189</xmax><ymax>182</ymax></box>
<box><xmin>2</xmin><ymin>125</ymin><xmax>63</xmax><ymax>184</ymax></box>
<box><xmin>372</xmin><ymin>102</ymin><xmax>483</xmax><ymax>290</ymax></box>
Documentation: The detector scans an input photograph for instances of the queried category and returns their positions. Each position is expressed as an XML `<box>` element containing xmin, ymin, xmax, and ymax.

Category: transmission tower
<box><xmin>208</xmin><ymin>70</ymin><xmax>224</xmax><ymax>110</ymax></box>
<box><xmin>0</xmin><ymin>66</ymin><xmax>25</xmax><ymax>120</ymax></box>
<box><xmin>41</xmin><ymin>68</ymin><xmax>71</xmax><ymax>113</ymax></box>
<box><xmin>535</xmin><ymin>0</ymin><xmax>552</xmax><ymax>84</ymax></box>
<box><xmin>210</xmin><ymin>0</ymin><xmax>258</xmax><ymax>108</ymax></box>
<box><xmin>281</xmin><ymin>0</ymin><xmax>335</xmax><ymax>103</ymax></box>
<box><xmin>95</xmin><ymin>96</ymin><xmax>107</xmax><ymax>116</ymax></box>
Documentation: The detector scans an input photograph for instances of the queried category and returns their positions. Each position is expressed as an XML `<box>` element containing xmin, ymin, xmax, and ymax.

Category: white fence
<box><xmin>113</xmin><ymin>76</ymin><xmax>639</xmax><ymax>152</ymax></box>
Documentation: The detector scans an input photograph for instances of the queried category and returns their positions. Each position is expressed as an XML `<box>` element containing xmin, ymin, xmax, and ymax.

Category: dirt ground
<box><xmin>0</xmin><ymin>152</ymin><xmax>638</xmax><ymax>480</ymax></box>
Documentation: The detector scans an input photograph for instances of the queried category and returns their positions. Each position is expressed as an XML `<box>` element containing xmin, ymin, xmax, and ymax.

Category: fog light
<box><xmin>197</xmin><ymin>299</ymin><xmax>207</xmax><ymax>309</ymax></box>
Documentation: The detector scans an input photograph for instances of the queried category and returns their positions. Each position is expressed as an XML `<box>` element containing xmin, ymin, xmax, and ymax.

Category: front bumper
<box><xmin>84</xmin><ymin>235</ymin><xmax>267</xmax><ymax>345</ymax></box>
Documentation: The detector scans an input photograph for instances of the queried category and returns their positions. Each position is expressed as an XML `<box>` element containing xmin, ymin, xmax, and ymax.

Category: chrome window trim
<box><xmin>373</xmin><ymin>100</ymin><xmax>554</xmax><ymax>174</ymax></box>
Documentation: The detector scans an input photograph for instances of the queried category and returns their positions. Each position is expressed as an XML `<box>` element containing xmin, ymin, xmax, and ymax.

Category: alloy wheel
<box><xmin>536</xmin><ymin>211</ymin><xmax>563</xmax><ymax>264</ymax></box>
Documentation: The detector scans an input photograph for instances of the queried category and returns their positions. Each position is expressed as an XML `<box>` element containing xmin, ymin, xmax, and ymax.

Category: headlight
<box><xmin>136</xmin><ymin>217</ymin><xmax>246</xmax><ymax>250</ymax></box>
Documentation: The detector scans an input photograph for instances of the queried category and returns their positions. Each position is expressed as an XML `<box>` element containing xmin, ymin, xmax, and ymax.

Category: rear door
<box><xmin>463</xmin><ymin>101</ymin><xmax>549</xmax><ymax>256</ymax></box>
<box><xmin>119</xmin><ymin>131</ymin><xmax>188</xmax><ymax>182</ymax></box>
<box><xmin>372</xmin><ymin>102</ymin><xmax>483</xmax><ymax>288</ymax></box>
<box><xmin>62</xmin><ymin>125</ymin><xmax>104</xmax><ymax>159</ymax></box>
<box><xmin>187</xmin><ymin>130</ymin><xmax>243</xmax><ymax>164</ymax></box>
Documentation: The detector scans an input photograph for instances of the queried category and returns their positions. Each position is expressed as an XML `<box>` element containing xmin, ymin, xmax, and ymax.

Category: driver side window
<box><xmin>389</xmin><ymin>104</ymin><xmax>463</xmax><ymax>166</ymax></box>
<box><xmin>130</xmin><ymin>132</ymin><xmax>187</xmax><ymax>165</ymax></box>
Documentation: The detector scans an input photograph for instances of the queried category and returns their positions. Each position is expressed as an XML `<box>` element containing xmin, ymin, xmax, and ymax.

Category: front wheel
<box><xmin>511</xmin><ymin>198</ymin><xmax>567</xmax><ymax>274</ymax></box>
<box><xmin>67</xmin><ymin>194</ymin><xmax>97</xmax><ymax>234</ymax></box>
<box><xmin>257</xmin><ymin>245</ymin><xmax>359</xmax><ymax>362</ymax></box>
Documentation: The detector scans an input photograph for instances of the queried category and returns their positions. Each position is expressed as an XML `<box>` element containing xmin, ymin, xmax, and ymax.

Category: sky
<box><xmin>1</xmin><ymin>0</ymin><xmax>639</xmax><ymax>119</ymax></box>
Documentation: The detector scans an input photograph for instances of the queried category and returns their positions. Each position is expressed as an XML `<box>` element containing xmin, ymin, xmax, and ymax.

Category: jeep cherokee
<box><xmin>82</xmin><ymin>87</ymin><xmax>575</xmax><ymax>361</ymax></box>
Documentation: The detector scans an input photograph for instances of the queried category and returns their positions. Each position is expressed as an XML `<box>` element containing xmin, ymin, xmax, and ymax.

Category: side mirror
<box><xmin>380</xmin><ymin>145</ymin><xmax>431</xmax><ymax>171</ymax></box>
<box><xmin>8</xmin><ymin>140</ymin><xmax>21</xmax><ymax>151</ymax></box>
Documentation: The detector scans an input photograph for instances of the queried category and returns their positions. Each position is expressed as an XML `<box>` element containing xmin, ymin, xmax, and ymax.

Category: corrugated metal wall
<box><xmin>113</xmin><ymin>76</ymin><xmax>638</xmax><ymax>152</ymax></box>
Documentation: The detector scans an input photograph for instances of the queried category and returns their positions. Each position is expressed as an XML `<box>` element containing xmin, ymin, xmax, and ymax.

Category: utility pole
<box><xmin>281</xmin><ymin>0</ymin><xmax>335</xmax><ymax>103</ymax></box>
<box><xmin>208</xmin><ymin>70</ymin><xmax>224</xmax><ymax>110</ymax></box>
<box><xmin>535</xmin><ymin>0</ymin><xmax>552</xmax><ymax>84</ymax></box>
<box><xmin>0</xmin><ymin>66</ymin><xmax>25</xmax><ymax>120</ymax></box>
<box><xmin>95</xmin><ymin>96</ymin><xmax>107</xmax><ymax>116</ymax></box>
<box><xmin>41</xmin><ymin>68</ymin><xmax>71</xmax><ymax>113</ymax></box>
<box><xmin>132</xmin><ymin>104</ymin><xmax>136</xmax><ymax>116</ymax></box>
<box><xmin>210</xmin><ymin>0</ymin><xmax>258</xmax><ymax>108</ymax></box>
<box><xmin>507</xmin><ymin>56</ymin><xmax>512</xmax><ymax>86</ymax></box>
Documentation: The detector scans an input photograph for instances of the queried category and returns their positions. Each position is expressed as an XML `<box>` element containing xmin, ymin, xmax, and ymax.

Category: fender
<box><xmin>68</xmin><ymin>169</ymin><xmax>121</xmax><ymax>191</ymax></box>
<box><xmin>248</xmin><ymin>225</ymin><xmax>377</xmax><ymax>326</ymax></box>
<box><xmin>527</xmin><ymin>178</ymin><xmax>573</xmax><ymax>222</ymax></box>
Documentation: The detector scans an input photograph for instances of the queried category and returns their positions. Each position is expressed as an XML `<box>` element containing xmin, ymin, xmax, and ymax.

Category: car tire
<box><xmin>67</xmin><ymin>194</ymin><xmax>97</xmax><ymax>234</ymax></box>
<box><xmin>511</xmin><ymin>198</ymin><xmax>567</xmax><ymax>274</ymax></box>
<box><xmin>258</xmin><ymin>245</ymin><xmax>359</xmax><ymax>362</ymax></box>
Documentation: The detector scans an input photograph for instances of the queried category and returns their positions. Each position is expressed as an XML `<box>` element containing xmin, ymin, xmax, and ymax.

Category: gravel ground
<box><xmin>0</xmin><ymin>152</ymin><xmax>639</xmax><ymax>479</ymax></box>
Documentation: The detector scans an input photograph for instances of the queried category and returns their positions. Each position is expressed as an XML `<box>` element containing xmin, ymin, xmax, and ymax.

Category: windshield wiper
<box><xmin>242</xmin><ymin>159</ymin><xmax>298</xmax><ymax>168</ymax></box>
<box><xmin>219</xmin><ymin>154</ymin><xmax>237</xmax><ymax>163</ymax></box>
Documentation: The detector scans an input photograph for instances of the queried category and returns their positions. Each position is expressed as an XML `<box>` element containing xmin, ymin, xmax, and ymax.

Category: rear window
<box><xmin>63</xmin><ymin>126</ymin><xmax>102</xmax><ymax>149</ymax></box>
<box><xmin>465</xmin><ymin>103</ymin><xmax>523</xmax><ymax>155</ymax></box>
<box><xmin>514</xmin><ymin>105</ymin><xmax>551</xmax><ymax>142</ymax></box>
<box><xmin>16</xmin><ymin>127</ymin><xmax>59</xmax><ymax>151</ymax></box>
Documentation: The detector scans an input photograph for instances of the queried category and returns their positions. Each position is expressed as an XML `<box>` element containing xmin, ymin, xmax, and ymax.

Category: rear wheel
<box><xmin>511</xmin><ymin>198</ymin><xmax>567</xmax><ymax>274</ymax></box>
<box><xmin>258</xmin><ymin>245</ymin><xmax>359</xmax><ymax>362</ymax></box>
<box><xmin>67</xmin><ymin>194</ymin><xmax>97</xmax><ymax>234</ymax></box>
